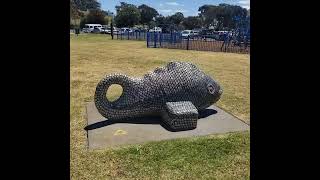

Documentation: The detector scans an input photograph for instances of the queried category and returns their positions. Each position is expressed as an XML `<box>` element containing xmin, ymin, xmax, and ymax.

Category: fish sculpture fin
<box><xmin>161</xmin><ymin>101</ymin><xmax>199</xmax><ymax>131</ymax></box>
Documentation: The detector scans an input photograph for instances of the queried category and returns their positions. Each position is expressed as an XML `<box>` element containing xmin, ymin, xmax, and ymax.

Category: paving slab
<box><xmin>85</xmin><ymin>102</ymin><xmax>249</xmax><ymax>149</ymax></box>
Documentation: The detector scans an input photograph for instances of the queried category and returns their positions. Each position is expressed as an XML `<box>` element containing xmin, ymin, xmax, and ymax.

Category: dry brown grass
<box><xmin>70</xmin><ymin>34</ymin><xmax>250</xmax><ymax>179</ymax></box>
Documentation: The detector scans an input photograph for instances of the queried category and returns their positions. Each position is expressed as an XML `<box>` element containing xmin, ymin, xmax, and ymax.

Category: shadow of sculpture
<box><xmin>85</xmin><ymin>108</ymin><xmax>217</xmax><ymax>132</ymax></box>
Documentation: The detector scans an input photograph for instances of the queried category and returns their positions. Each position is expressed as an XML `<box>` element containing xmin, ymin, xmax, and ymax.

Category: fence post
<box><xmin>154</xmin><ymin>32</ymin><xmax>157</xmax><ymax>48</ymax></box>
<box><xmin>187</xmin><ymin>36</ymin><xmax>189</xmax><ymax>50</ymax></box>
<box><xmin>170</xmin><ymin>32</ymin><xmax>173</xmax><ymax>43</ymax></box>
<box><xmin>127</xmin><ymin>32</ymin><xmax>129</xmax><ymax>40</ymax></box>
<box><xmin>121</xmin><ymin>32</ymin><xmax>122</xmax><ymax>40</ymax></box>
<box><xmin>159</xmin><ymin>33</ymin><xmax>162</xmax><ymax>47</ymax></box>
<box><xmin>173</xmin><ymin>32</ymin><xmax>176</xmax><ymax>43</ymax></box>
<box><xmin>147</xmin><ymin>32</ymin><xmax>149</xmax><ymax>47</ymax></box>
<box><xmin>139</xmin><ymin>31</ymin><xmax>141</xmax><ymax>40</ymax></box>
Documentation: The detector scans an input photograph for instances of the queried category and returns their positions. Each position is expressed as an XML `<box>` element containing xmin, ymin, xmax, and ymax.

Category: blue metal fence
<box><xmin>146</xmin><ymin>32</ymin><xmax>183</xmax><ymax>48</ymax></box>
<box><xmin>116</xmin><ymin>31</ymin><xmax>147</xmax><ymax>40</ymax></box>
<box><xmin>146</xmin><ymin>32</ymin><xmax>250</xmax><ymax>54</ymax></box>
<box><xmin>115</xmin><ymin>31</ymin><xmax>250</xmax><ymax>54</ymax></box>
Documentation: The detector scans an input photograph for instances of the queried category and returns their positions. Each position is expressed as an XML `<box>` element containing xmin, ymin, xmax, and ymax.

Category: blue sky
<box><xmin>99</xmin><ymin>0</ymin><xmax>250</xmax><ymax>16</ymax></box>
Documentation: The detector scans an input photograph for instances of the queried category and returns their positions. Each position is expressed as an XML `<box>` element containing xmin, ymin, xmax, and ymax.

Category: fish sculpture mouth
<box><xmin>94</xmin><ymin>61</ymin><xmax>223</xmax><ymax>131</ymax></box>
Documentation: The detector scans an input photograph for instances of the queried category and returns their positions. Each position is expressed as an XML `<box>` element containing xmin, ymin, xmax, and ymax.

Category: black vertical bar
<box><xmin>159</xmin><ymin>33</ymin><xmax>162</xmax><ymax>47</ymax></box>
<box><xmin>127</xmin><ymin>31</ymin><xmax>129</xmax><ymax>40</ymax></box>
<box><xmin>187</xmin><ymin>36</ymin><xmax>189</xmax><ymax>50</ymax></box>
<box><xmin>110</xmin><ymin>20</ymin><xmax>114</xmax><ymax>40</ymax></box>
<box><xmin>154</xmin><ymin>32</ymin><xmax>157</xmax><ymax>48</ymax></box>
<box><xmin>147</xmin><ymin>32</ymin><xmax>149</xmax><ymax>47</ymax></box>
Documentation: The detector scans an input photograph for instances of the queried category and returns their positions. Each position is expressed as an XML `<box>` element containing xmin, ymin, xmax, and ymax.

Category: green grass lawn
<box><xmin>70</xmin><ymin>34</ymin><xmax>250</xmax><ymax>179</ymax></box>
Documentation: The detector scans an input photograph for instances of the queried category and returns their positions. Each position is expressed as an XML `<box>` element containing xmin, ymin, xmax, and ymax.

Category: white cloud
<box><xmin>242</xmin><ymin>5</ymin><xmax>250</xmax><ymax>9</ymax></box>
<box><xmin>159</xmin><ymin>9</ymin><xmax>173</xmax><ymax>13</ymax></box>
<box><xmin>165</xmin><ymin>2</ymin><xmax>179</xmax><ymax>6</ymax></box>
<box><xmin>238</xmin><ymin>0</ymin><xmax>250</xmax><ymax>9</ymax></box>
<box><xmin>175</xmin><ymin>9</ymin><xmax>188</xmax><ymax>13</ymax></box>
<box><xmin>160</xmin><ymin>3</ymin><xmax>163</xmax><ymax>7</ymax></box>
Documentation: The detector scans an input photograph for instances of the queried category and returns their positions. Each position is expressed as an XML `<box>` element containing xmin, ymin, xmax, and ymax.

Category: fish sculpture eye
<box><xmin>207</xmin><ymin>84</ymin><xmax>215</xmax><ymax>94</ymax></box>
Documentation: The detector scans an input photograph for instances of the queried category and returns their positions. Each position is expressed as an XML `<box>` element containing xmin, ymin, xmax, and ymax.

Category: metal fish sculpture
<box><xmin>94</xmin><ymin>61</ymin><xmax>223</xmax><ymax>131</ymax></box>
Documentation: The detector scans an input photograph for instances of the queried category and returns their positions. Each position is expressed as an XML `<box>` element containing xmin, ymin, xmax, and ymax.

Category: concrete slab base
<box><xmin>85</xmin><ymin>102</ymin><xmax>249</xmax><ymax>149</ymax></box>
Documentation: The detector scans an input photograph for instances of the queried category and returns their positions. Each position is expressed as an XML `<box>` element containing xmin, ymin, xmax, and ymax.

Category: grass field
<box><xmin>71</xmin><ymin>34</ymin><xmax>250</xmax><ymax>179</ymax></box>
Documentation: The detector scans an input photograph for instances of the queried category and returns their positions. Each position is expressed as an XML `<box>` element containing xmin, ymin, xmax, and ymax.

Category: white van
<box><xmin>181</xmin><ymin>30</ymin><xmax>193</xmax><ymax>38</ymax></box>
<box><xmin>83</xmin><ymin>24</ymin><xmax>103</xmax><ymax>33</ymax></box>
<box><xmin>120</xmin><ymin>28</ymin><xmax>133</xmax><ymax>34</ymax></box>
<box><xmin>149</xmin><ymin>27</ymin><xmax>162</xmax><ymax>33</ymax></box>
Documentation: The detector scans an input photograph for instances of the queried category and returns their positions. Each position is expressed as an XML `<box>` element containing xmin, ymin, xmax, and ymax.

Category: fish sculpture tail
<box><xmin>94</xmin><ymin>74</ymin><xmax>132</xmax><ymax>119</ymax></box>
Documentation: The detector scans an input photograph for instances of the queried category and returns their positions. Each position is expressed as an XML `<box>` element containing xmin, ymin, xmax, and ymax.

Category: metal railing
<box><xmin>146</xmin><ymin>32</ymin><xmax>250</xmax><ymax>54</ymax></box>
<box><xmin>116</xmin><ymin>31</ymin><xmax>148</xmax><ymax>41</ymax></box>
<box><xmin>115</xmin><ymin>31</ymin><xmax>250</xmax><ymax>54</ymax></box>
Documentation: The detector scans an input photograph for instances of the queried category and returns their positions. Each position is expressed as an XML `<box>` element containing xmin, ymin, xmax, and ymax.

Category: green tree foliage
<box><xmin>155</xmin><ymin>13</ymin><xmax>186</xmax><ymax>32</ymax></box>
<box><xmin>148</xmin><ymin>21</ymin><xmax>157</xmax><ymax>29</ymax></box>
<box><xmin>155</xmin><ymin>15</ymin><xmax>172</xmax><ymax>33</ymax></box>
<box><xmin>73</xmin><ymin>0</ymin><xmax>100</xmax><ymax>11</ymax></box>
<box><xmin>114</xmin><ymin>2</ymin><xmax>141</xmax><ymax>27</ymax></box>
<box><xmin>138</xmin><ymin>4</ymin><xmax>159</xmax><ymax>26</ymax></box>
<box><xmin>198</xmin><ymin>3</ymin><xmax>247</xmax><ymax>30</ymax></box>
<box><xmin>80</xmin><ymin>9</ymin><xmax>107</xmax><ymax>28</ymax></box>
<box><xmin>169</xmin><ymin>12</ymin><xmax>184</xmax><ymax>25</ymax></box>
<box><xmin>70</xmin><ymin>0</ymin><xmax>81</xmax><ymax>19</ymax></box>
<box><xmin>155</xmin><ymin>15</ymin><xmax>166</xmax><ymax>26</ymax></box>
<box><xmin>182</xmin><ymin>16</ymin><xmax>202</xmax><ymax>30</ymax></box>
<box><xmin>70</xmin><ymin>0</ymin><xmax>85</xmax><ymax>28</ymax></box>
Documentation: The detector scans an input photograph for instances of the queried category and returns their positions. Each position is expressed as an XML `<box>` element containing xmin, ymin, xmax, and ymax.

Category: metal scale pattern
<box><xmin>94</xmin><ymin>61</ymin><xmax>223</xmax><ymax>131</ymax></box>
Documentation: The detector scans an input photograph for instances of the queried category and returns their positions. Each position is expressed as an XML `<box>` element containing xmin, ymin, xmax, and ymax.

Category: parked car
<box><xmin>92</xmin><ymin>26</ymin><xmax>104</xmax><ymax>33</ymax></box>
<box><xmin>149</xmin><ymin>27</ymin><xmax>162</xmax><ymax>33</ymax></box>
<box><xmin>82</xmin><ymin>24</ymin><xmax>103</xmax><ymax>33</ymax></box>
<box><xmin>198</xmin><ymin>29</ymin><xmax>228</xmax><ymax>41</ymax></box>
<box><xmin>105</xmin><ymin>27</ymin><xmax>119</xmax><ymax>34</ymax></box>
<box><xmin>192</xmin><ymin>30</ymin><xmax>199</xmax><ymax>36</ymax></box>
<box><xmin>120</xmin><ymin>28</ymin><xmax>133</xmax><ymax>34</ymax></box>
<box><xmin>181</xmin><ymin>30</ymin><xmax>198</xmax><ymax>38</ymax></box>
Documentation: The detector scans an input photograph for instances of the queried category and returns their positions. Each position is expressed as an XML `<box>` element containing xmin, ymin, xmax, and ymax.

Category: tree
<box><xmin>70</xmin><ymin>0</ymin><xmax>81</xmax><ymax>19</ymax></box>
<box><xmin>170</xmin><ymin>12</ymin><xmax>184</xmax><ymax>25</ymax></box>
<box><xmin>182</xmin><ymin>16</ymin><xmax>202</xmax><ymax>29</ymax></box>
<box><xmin>71</xmin><ymin>0</ymin><xmax>85</xmax><ymax>28</ymax></box>
<box><xmin>155</xmin><ymin>15</ymin><xmax>172</xmax><ymax>33</ymax></box>
<box><xmin>73</xmin><ymin>0</ymin><xmax>100</xmax><ymax>11</ymax></box>
<box><xmin>114</xmin><ymin>2</ymin><xmax>141</xmax><ymax>27</ymax></box>
<box><xmin>155</xmin><ymin>15</ymin><xmax>166</xmax><ymax>25</ymax></box>
<box><xmin>138</xmin><ymin>4</ymin><xmax>159</xmax><ymax>26</ymax></box>
<box><xmin>80</xmin><ymin>9</ymin><xmax>107</xmax><ymax>28</ymax></box>
<box><xmin>198</xmin><ymin>4</ymin><xmax>247</xmax><ymax>30</ymax></box>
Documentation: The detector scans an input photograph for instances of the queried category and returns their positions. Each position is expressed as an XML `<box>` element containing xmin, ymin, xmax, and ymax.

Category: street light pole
<box><xmin>110</xmin><ymin>13</ymin><xmax>114</xmax><ymax>39</ymax></box>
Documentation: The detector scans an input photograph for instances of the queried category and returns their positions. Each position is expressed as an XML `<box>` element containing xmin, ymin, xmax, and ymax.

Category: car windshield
<box><xmin>182</xmin><ymin>31</ymin><xmax>189</xmax><ymax>34</ymax></box>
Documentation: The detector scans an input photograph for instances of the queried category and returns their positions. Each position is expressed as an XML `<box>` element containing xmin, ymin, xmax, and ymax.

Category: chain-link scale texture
<box><xmin>94</xmin><ymin>61</ymin><xmax>223</xmax><ymax>131</ymax></box>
